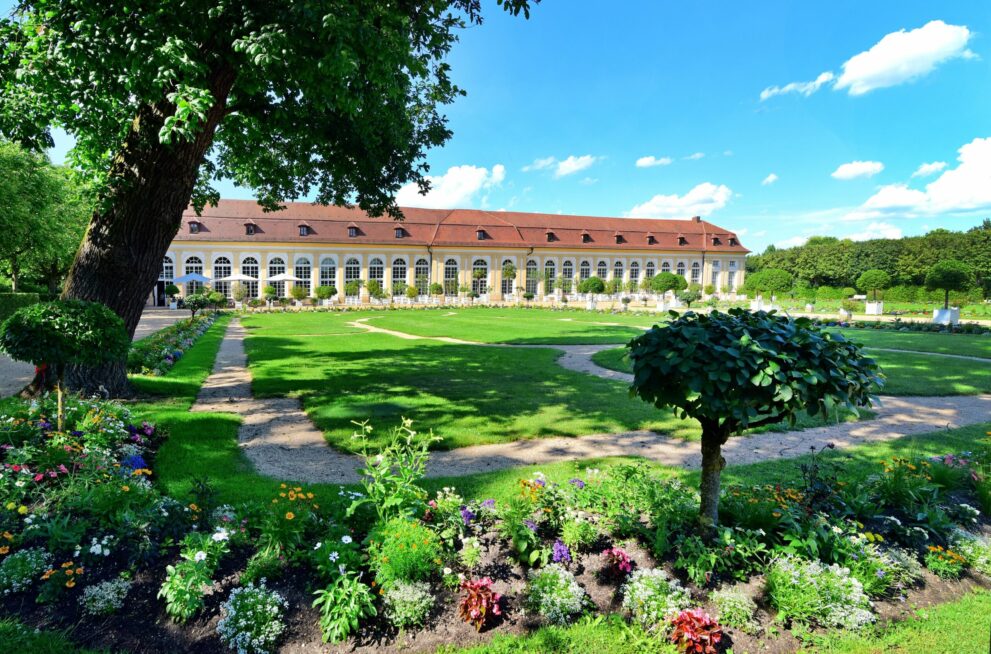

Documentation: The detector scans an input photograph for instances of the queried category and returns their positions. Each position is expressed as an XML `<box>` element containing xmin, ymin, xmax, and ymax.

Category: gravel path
<box><xmin>195</xmin><ymin>318</ymin><xmax>991</xmax><ymax>484</ymax></box>
<box><xmin>0</xmin><ymin>308</ymin><xmax>189</xmax><ymax>398</ymax></box>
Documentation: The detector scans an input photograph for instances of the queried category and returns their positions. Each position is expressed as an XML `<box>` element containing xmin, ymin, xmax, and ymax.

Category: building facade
<box><xmin>156</xmin><ymin>200</ymin><xmax>749</xmax><ymax>305</ymax></box>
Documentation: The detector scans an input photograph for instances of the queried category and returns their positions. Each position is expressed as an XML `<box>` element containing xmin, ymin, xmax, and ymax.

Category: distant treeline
<box><xmin>747</xmin><ymin>221</ymin><xmax>991</xmax><ymax>299</ymax></box>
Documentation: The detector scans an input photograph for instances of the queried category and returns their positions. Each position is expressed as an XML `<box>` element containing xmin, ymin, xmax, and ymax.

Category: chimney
<box><xmin>692</xmin><ymin>216</ymin><xmax>702</xmax><ymax>223</ymax></box>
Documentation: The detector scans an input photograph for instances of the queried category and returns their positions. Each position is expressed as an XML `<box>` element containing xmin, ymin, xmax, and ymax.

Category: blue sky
<box><xmin>29</xmin><ymin>1</ymin><xmax>991</xmax><ymax>253</ymax></box>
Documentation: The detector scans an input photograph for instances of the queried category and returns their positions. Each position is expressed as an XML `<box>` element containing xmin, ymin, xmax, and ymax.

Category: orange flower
<box><xmin>75</xmin><ymin>567</ymin><xmax>84</xmax><ymax>575</ymax></box>
<box><xmin>0</xmin><ymin>546</ymin><xmax>8</xmax><ymax>555</ymax></box>
<box><xmin>121</xmin><ymin>485</ymin><xmax>130</xmax><ymax>492</ymax></box>
<box><xmin>285</xmin><ymin>512</ymin><xmax>295</xmax><ymax>520</ymax></box>
<box><xmin>65</xmin><ymin>579</ymin><xmax>75</xmax><ymax>588</ymax></box>
<box><xmin>280</xmin><ymin>483</ymin><xmax>287</xmax><ymax>489</ymax></box>
<box><xmin>2</xmin><ymin>531</ymin><xmax>12</xmax><ymax>541</ymax></box>
<box><xmin>189</xmin><ymin>503</ymin><xmax>199</xmax><ymax>512</ymax></box>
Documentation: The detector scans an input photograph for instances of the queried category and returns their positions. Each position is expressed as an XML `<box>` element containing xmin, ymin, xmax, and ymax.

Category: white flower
<box><xmin>329</xmin><ymin>551</ymin><xmax>339</xmax><ymax>562</ymax></box>
<box><xmin>194</xmin><ymin>551</ymin><xmax>207</xmax><ymax>562</ymax></box>
<box><xmin>341</xmin><ymin>535</ymin><xmax>352</xmax><ymax>544</ymax></box>
<box><xmin>313</xmin><ymin>542</ymin><xmax>322</xmax><ymax>551</ymax></box>
<box><xmin>443</xmin><ymin>567</ymin><xmax>453</xmax><ymax>575</ymax></box>
<box><xmin>212</xmin><ymin>529</ymin><xmax>229</xmax><ymax>542</ymax></box>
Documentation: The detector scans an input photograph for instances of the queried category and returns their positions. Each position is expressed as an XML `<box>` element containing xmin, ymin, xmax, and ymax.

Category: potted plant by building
<box><xmin>501</xmin><ymin>262</ymin><xmax>517</xmax><ymax>296</ymax></box>
<box><xmin>164</xmin><ymin>283</ymin><xmax>180</xmax><ymax>310</ymax></box>
<box><xmin>0</xmin><ymin>300</ymin><xmax>128</xmax><ymax>431</ymax></box>
<box><xmin>345</xmin><ymin>279</ymin><xmax>364</xmax><ymax>304</ymax></box>
<box><xmin>230</xmin><ymin>281</ymin><xmax>247</xmax><ymax>309</ymax></box>
<box><xmin>578</xmin><ymin>276</ymin><xmax>605</xmax><ymax>310</ymax></box>
<box><xmin>703</xmin><ymin>283</ymin><xmax>716</xmax><ymax>298</ymax></box>
<box><xmin>290</xmin><ymin>284</ymin><xmax>308</xmax><ymax>307</ymax></box>
<box><xmin>651</xmin><ymin>272</ymin><xmax>685</xmax><ymax>310</ymax></box>
<box><xmin>405</xmin><ymin>284</ymin><xmax>418</xmax><ymax>302</ymax></box>
<box><xmin>678</xmin><ymin>287</ymin><xmax>702</xmax><ymax>308</ymax></box>
<box><xmin>620</xmin><ymin>296</ymin><xmax>632</xmax><ymax>311</ymax></box>
<box><xmin>429</xmin><ymin>282</ymin><xmax>444</xmax><ymax>303</ymax></box>
<box><xmin>925</xmin><ymin>259</ymin><xmax>973</xmax><ymax>326</ymax></box>
<box><xmin>857</xmin><ymin>269</ymin><xmax>890</xmax><ymax>316</ymax></box>
<box><xmin>208</xmin><ymin>290</ymin><xmax>226</xmax><ymax>311</ymax></box>
<box><xmin>316</xmin><ymin>285</ymin><xmax>337</xmax><ymax>306</ymax></box>
<box><xmin>523</xmin><ymin>291</ymin><xmax>534</xmax><ymax>305</ymax></box>
<box><xmin>263</xmin><ymin>285</ymin><xmax>278</xmax><ymax>307</ymax></box>
<box><xmin>185</xmin><ymin>293</ymin><xmax>212</xmax><ymax>318</ymax></box>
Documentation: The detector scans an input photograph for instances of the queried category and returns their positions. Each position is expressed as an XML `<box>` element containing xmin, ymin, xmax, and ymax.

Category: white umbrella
<box><xmin>267</xmin><ymin>272</ymin><xmax>304</xmax><ymax>282</ymax></box>
<box><xmin>173</xmin><ymin>272</ymin><xmax>212</xmax><ymax>284</ymax></box>
<box><xmin>214</xmin><ymin>273</ymin><xmax>257</xmax><ymax>282</ymax></box>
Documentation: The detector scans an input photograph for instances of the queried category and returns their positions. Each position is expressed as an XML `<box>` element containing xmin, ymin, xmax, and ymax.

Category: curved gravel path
<box><xmin>192</xmin><ymin>318</ymin><xmax>991</xmax><ymax>484</ymax></box>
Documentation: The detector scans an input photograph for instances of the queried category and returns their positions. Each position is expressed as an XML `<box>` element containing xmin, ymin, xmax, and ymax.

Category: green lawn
<box><xmin>592</xmin><ymin>342</ymin><xmax>991</xmax><ymax>396</ymax></box>
<box><xmin>337</xmin><ymin>306</ymin><xmax>660</xmax><ymax>344</ymax></box>
<box><xmin>836</xmin><ymin>328</ymin><xmax>991</xmax><ymax>359</ymax></box>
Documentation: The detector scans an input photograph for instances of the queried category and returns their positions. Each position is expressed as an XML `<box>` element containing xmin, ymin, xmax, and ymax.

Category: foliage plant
<box><xmin>312</xmin><ymin>572</ymin><xmax>377</xmax><ymax>644</ymax></box>
<box><xmin>158</xmin><ymin>529</ymin><xmax>230</xmax><ymax>622</ymax></box>
<box><xmin>256</xmin><ymin>483</ymin><xmax>320</xmax><ymax>560</ymax></box>
<box><xmin>79</xmin><ymin>577</ymin><xmax>131</xmax><ymax>616</ymax></box>
<box><xmin>952</xmin><ymin>530</ymin><xmax>991</xmax><ymax>576</ymax></box>
<box><xmin>621</xmin><ymin>568</ymin><xmax>690</xmax><ymax>630</ymax></box>
<box><xmin>577</xmin><ymin>276</ymin><xmax>606</xmax><ymax>294</ymax></box>
<box><xmin>0</xmin><ymin>546</ymin><xmax>51</xmax><ymax>596</ymax></box>
<box><xmin>184</xmin><ymin>293</ymin><xmax>213</xmax><ymax>318</ymax></box>
<box><xmin>924</xmin><ymin>545</ymin><xmax>966</xmax><ymax>579</ymax></box>
<box><xmin>669</xmin><ymin>608</ymin><xmax>724</xmax><ymax>654</ymax></box>
<box><xmin>524</xmin><ymin>563</ymin><xmax>589</xmax><ymax>625</ymax></box>
<box><xmin>711</xmin><ymin>589</ymin><xmax>759</xmax><ymax>634</ymax></box>
<box><xmin>216</xmin><ymin>582</ymin><xmax>288</xmax><ymax>654</ymax></box>
<box><xmin>674</xmin><ymin>527</ymin><xmax>768</xmax><ymax>586</ymax></box>
<box><xmin>925</xmin><ymin>260</ymin><xmax>974</xmax><ymax>309</ymax></box>
<box><xmin>497</xmin><ymin>497</ymin><xmax>549</xmax><ymax>568</ymax></box>
<box><xmin>348</xmin><ymin>419</ymin><xmax>439</xmax><ymax>522</ymax></box>
<box><xmin>628</xmin><ymin>309</ymin><xmax>881</xmax><ymax>528</ymax></box>
<box><xmin>383</xmin><ymin>580</ymin><xmax>435</xmax><ymax>630</ymax></box>
<box><xmin>601</xmin><ymin>547</ymin><xmax>633</xmax><ymax>579</ymax></box>
<box><xmin>366</xmin><ymin>517</ymin><xmax>442</xmax><ymax>589</ymax></box>
<box><xmin>0</xmin><ymin>300</ymin><xmax>128</xmax><ymax>429</ymax></box>
<box><xmin>765</xmin><ymin>556</ymin><xmax>874</xmax><ymax>630</ymax></box>
<box><xmin>560</xmin><ymin>512</ymin><xmax>598</xmax><ymax>552</ymax></box>
<box><xmin>459</xmin><ymin>576</ymin><xmax>503</xmax><ymax>631</ymax></box>
<box><xmin>316</xmin><ymin>285</ymin><xmax>336</xmax><ymax>300</ymax></box>
<box><xmin>458</xmin><ymin>537</ymin><xmax>483</xmax><ymax>571</ymax></box>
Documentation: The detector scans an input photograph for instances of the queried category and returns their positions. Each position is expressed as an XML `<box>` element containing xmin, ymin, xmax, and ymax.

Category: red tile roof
<box><xmin>175</xmin><ymin>200</ymin><xmax>749</xmax><ymax>253</ymax></box>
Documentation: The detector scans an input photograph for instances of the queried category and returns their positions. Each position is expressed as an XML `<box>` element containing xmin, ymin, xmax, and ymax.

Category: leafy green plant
<box><xmin>628</xmin><ymin>309</ymin><xmax>881</xmax><ymax>529</ymax></box>
<box><xmin>766</xmin><ymin>555</ymin><xmax>874</xmax><ymax>630</ymax></box>
<box><xmin>711</xmin><ymin>589</ymin><xmax>759</xmax><ymax>634</ymax></box>
<box><xmin>0</xmin><ymin>300</ymin><xmax>128</xmax><ymax>430</ymax></box>
<box><xmin>459</xmin><ymin>537</ymin><xmax>483</xmax><ymax>571</ymax></box>
<box><xmin>497</xmin><ymin>497</ymin><xmax>548</xmax><ymax>567</ymax></box>
<box><xmin>366</xmin><ymin>518</ymin><xmax>442</xmax><ymax>588</ymax></box>
<box><xmin>158</xmin><ymin>559</ymin><xmax>213</xmax><ymax>623</ymax></box>
<box><xmin>560</xmin><ymin>514</ymin><xmax>598</xmax><ymax>552</ymax></box>
<box><xmin>925</xmin><ymin>260</ymin><xmax>973</xmax><ymax>309</ymax></box>
<box><xmin>924</xmin><ymin>545</ymin><xmax>966</xmax><ymax>579</ymax></box>
<box><xmin>383</xmin><ymin>580</ymin><xmax>435</xmax><ymax>629</ymax></box>
<box><xmin>525</xmin><ymin>563</ymin><xmax>589</xmax><ymax>625</ymax></box>
<box><xmin>312</xmin><ymin>573</ymin><xmax>377</xmax><ymax>644</ymax></box>
<box><xmin>674</xmin><ymin>527</ymin><xmax>768</xmax><ymax>586</ymax></box>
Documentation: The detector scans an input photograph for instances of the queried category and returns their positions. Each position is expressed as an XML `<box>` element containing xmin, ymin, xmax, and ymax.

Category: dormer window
<box><xmin>348</xmin><ymin>226</ymin><xmax>358</xmax><ymax>238</ymax></box>
<box><xmin>581</xmin><ymin>232</ymin><xmax>591</xmax><ymax>243</ymax></box>
<box><xmin>298</xmin><ymin>225</ymin><xmax>310</xmax><ymax>236</ymax></box>
<box><xmin>395</xmin><ymin>227</ymin><xmax>406</xmax><ymax>239</ymax></box>
<box><xmin>712</xmin><ymin>236</ymin><xmax>722</xmax><ymax>246</ymax></box>
<box><xmin>614</xmin><ymin>232</ymin><xmax>623</xmax><ymax>244</ymax></box>
<box><xmin>647</xmin><ymin>234</ymin><xmax>656</xmax><ymax>245</ymax></box>
<box><xmin>729</xmin><ymin>237</ymin><xmax>738</xmax><ymax>246</ymax></box>
<box><xmin>189</xmin><ymin>221</ymin><xmax>200</xmax><ymax>234</ymax></box>
<box><xmin>476</xmin><ymin>229</ymin><xmax>487</xmax><ymax>241</ymax></box>
<box><xmin>246</xmin><ymin>223</ymin><xmax>256</xmax><ymax>236</ymax></box>
<box><xmin>678</xmin><ymin>235</ymin><xmax>687</xmax><ymax>246</ymax></box>
<box><xmin>546</xmin><ymin>230</ymin><xmax>555</xmax><ymax>242</ymax></box>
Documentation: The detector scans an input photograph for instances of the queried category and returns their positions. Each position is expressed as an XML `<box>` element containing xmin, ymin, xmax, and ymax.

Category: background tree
<box><xmin>0</xmin><ymin>300</ymin><xmax>128</xmax><ymax>430</ymax></box>
<box><xmin>677</xmin><ymin>288</ymin><xmax>701</xmax><ymax>307</ymax></box>
<box><xmin>744</xmin><ymin>268</ymin><xmax>793</xmax><ymax>296</ymax></box>
<box><xmin>856</xmin><ymin>269</ymin><xmax>891</xmax><ymax>302</ymax></box>
<box><xmin>650</xmin><ymin>271</ymin><xmax>687</xmax><ymax>295</ymax></box>
<box><xmin>627</xmin><ymin>310</ymin><xmax>881</xmax><ymax>529</ymax></box>
<box><xmin>230</xmin><ymin>282</ymin><xmax>247</xmax><ymax>303</ymax></box>
<box><xmin>925</xmin><ymin>260</ymin><xmax>973</xmax><ymax>310</ymax></box>
<box><xmin>290</xmin><ymin>284</ymin><xmax>308</xmax><ymax>302</ymax></box>
<box><xmin>577</xmin><ymin>276</ymin><xmax>605</xmax><ymax>294</ymax></box>
<box><xmin>0</xmin><ymin>0</ymin><xmax>536</xmax><ymax>395</ymax></box>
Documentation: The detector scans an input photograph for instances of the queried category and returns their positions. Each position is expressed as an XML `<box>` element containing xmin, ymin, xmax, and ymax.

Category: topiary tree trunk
<box><xmin>698</xmin><ymin>419</ymin><xmax>731</xmax><ymax>527</ymax></box>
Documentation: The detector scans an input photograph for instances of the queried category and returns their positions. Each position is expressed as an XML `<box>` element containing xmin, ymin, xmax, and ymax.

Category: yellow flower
<box><xmin>285</xmin><ymin>512</ymin><xmax>295</xmax><ymax>520</ymax></box>
<box><xmin>280</xmin><ymin>483</ymin><xmax>287</xmax><ymax>489</ymax></box>
<box><xmin>17</xmin><ymin>506</ymin><xmax>28</xmax><ymax>515</ymax></box>
<box><xmin>0</xmin><ymin>546</ymin><xmax>9</xmax><ymax>555</ymax></box>
<box><xmin>4</xmin><ymin>502</ymin><xmax>14</xmax><ymax>511</ymax></box>
<box><xmin>1</xmin><ymin>531</ymin><xmax>11</xmax><ymax>541</ymax></box>
<box><xmin>272</xmin><ymin>499</ymin><xmax>278</xmax><ymax>504</ymax></box>
<box><xmin>121</xmin><ymin>485</ymin><xmax>130</xmax><ymax>492</ymax></box>
<box><xmin>306</xmin><ymin>492</ymin><xmax>314</xmax><ymax>500</ymax></box>
<box><xmin>189</xmin><ymin>503</ymin><xmax>199</xmax><ymax>512</ymax></box>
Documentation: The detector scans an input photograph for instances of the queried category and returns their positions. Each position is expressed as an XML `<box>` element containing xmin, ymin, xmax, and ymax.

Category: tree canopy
<box><xmin>743</xmin><ymin>268</ymin><xmax>793</xmax><ymax>296</ymax></box>
<box><xmin>925</xmin><ymin>260</ymin><xmax>973</xmax><ymax>309</ymax></box>
<box><xmin>650</xmin><ymin>271</ymin><xmax>687</xmax><ymax>294</ymax></box>
<box><xmin>856</xmin><ymin>269</ymin><xmax>891</xmax><ymax>302</ymax></box>
<box><xmin>628</xmin><ymin>309</ymin><xmax>881</xmax><ymax>528</ymax></box>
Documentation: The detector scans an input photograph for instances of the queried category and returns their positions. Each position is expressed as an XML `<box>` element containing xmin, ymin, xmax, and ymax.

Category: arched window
<box><xmin>597</xmin><ymin>261</ymin><xmax>608</xmax><ymax>279</ymax></box>
<box><xmin>414</xmin><ymin>258</ymin><xmax>430</xmax><ymax>294</ymax></box>
<box><xmin>241</xmin><ymin>257</ymin><xmax>259</xmax><ymax>298</ymax></box>
<box><xmin>160</xmin><ymin>256</ymin><xmax>174</xmax><ymax>281</ymax></box>
<box><xmin>213</xmin><ymin>256</ymin><xmax>232</xmax><ymax>298</ymax></box>
<box><xmin>392</xmin><ymin>258</ymin><xmax>407</xmax><ymax>295</ymax></box>
<box><xmin>690</xmin><ymin>261</ymin><xmax>701</xmax><ymax>284</ymax></box>
<box><xmin>525</xmin><ymin>259</ymin><xmax>539</xmax><ymax>295</ymax></box>
<box><xmin>501</xmin><ymin>258</ymin><xmax>515</xmax><ymax>296</ymax></box>
<box><xmin>613</xmin><ymin>261</ymin><xmax>623</xmax><ymax>282</ymax></box>
<box><xmin>676</xmin><ymin>261</ymin><xmax>686</xmax><ymax>279</ymax></box>
<box><xmin>630</xmin><ymin>261</ymin><xmax>640</xmax><ymax>287</ymax></box>
<box><xmin>661</xmin><ymin>261</ymin><xmax>671</xmax><ymax>273</ymax></box>
<box><xmin>561</xmin><ymin>260</ymin><xmax>574</xmax><ymax>293</ymax></box>
<box><xmin>319</xmin><ymin>257</ymin><xmax>337</xmax><ymax>290</ymax></box>
<box><xmin>710</xmin><ymin>260</ymin><xmax>721</xmax><ymax>290</ymax></box>
<box><xmin>472</xmin><ymin>259</ymin><xmax>488</xmax><ymax>295</ymax></box>
<box><xmin>444</xmin><ymin>258</ymin><xmax>459</xmax><ymax>296</ymax></box>
<box><xmin>295</xmin><ymin>256</ymin><xmax>312</xmax><ymax>296</ymax></box>
<box><xmin>185</xmin><ymin>256</ymin><xmax>203</xmax><ymax>295</ymax></box>
<box><xmin>579</xmin><ymin>260</ymin><xmax>591</xmax><ymax>281</ymax></box>
<box><xmin>268</xmin><ymin>257</ymin><xmax>286</xmax><ymax>297</ymax></box>
<box><xmin>645</xmin><ymin>261</ymin><xmax>656</xmax><ymax>280</ymax></box>
<box><xmin>344</xmin><ymin>257</ymin><xmax>361</xmax><ymax>295</ymax></box>
<box><xmin>544</xmin><ymin>260</ymin><xmax>556</xmax><ymax>294</ymax></box>
<box><xmin>368</xmin><ymin>258</ymin><xmax>384</xmax><ymax>293</ymax></box>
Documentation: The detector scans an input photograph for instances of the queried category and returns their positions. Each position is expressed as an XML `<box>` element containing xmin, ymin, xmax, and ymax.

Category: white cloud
<box><xmin>628</xmin><ymin>182</ymin><xmax>733</xmax><ymax>219</ymax></box>
<box><xmin>761</xmin><ymin>173</ymin><xmax>779</xmax><ymax>186</ymax></box>
<box><xmin>523</xmin><ymin>154</ymin><xmax>598</xmax><ymax>178</ymax></box>
<box><xmin>835</xmin><ymin>20</ymin><xmax>975</xmax><ymax>96</ymax></box>
<box><xmin>685</xmin><ymin>152</ymin><xmax>705</xmax><ymax>160</ymax></box>
<box><xmin>775</xmin><ymin>235</ymin><xmax>809</xmax><ymax>248</ymax></box>
<box><xmin>845</xmin><ymin>221</ymin><xmax>903</xmax><ymax>241</ymax></box>
<box><xmin>723</xmin><ymin>150</ymin><xmax>734</xmax><ymax>157</ymax></box>
<box><xmin>760</xmin><ymin>71</ymin><xmax>835</xmax><ymax>101</ymax></box>
<box><xmin>831</xmin><ymin>160</ymin><xmax>884</xmax><ymax>180</ymax></box>
<box><xmin>912</xmin><ymin>161</ymin><xmax>947</xmax><ymax>177</ymax></box>
<box><xmin>396</xmin><ymin>163</ymin><xmax>504</xmax><ymax>209</ymax></box>
<box><xmin>761</xmin><ymin>20</ymin><xmax>974</xmax><ymax>100</ymax></box>
<box><xmin>852</xmin><ymin>136</ymin><xmax>991</xmax><ymax>218</ymax></box>
<box><xmin>635</xmin><ymin>155</ymin><xmax>673</xmax><ymax>168</ymax></box>
<box><xmin>580</xmin><ymin>177</ymin><xmax>598</xmax><ymax>185</ymax></box>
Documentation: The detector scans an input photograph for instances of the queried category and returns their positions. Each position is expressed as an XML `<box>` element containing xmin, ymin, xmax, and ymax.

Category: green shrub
<box><xmin>711</xmin><ymin>589</ymin><xmax>759</xmax><ymax>634</ymax></box>
<box><xmin>766</xmin><ymin>556</ymin><xmax>874</xmax><ymax>630</ymax></box>
<box><xmin>525</xmin><ymin>563</ymin><xmax>588</xmax><ymax>625</ymax></box>
<box><xmin>620</xmin><ymin>568</ymin><xmax>690</xmax><ymax>630</ymax></box>
<box><xmin>366</xmin><ymin>518</ymin><xmax>442</xmax><ymax>588</ymax></box>
<box><xmin>0</xmin><ymin>293</ymin><xmax>39</xmax><ymax>323</ymax></box>
<box><xmin>577</xmin><ymin>276</ymin><xmax>605</xmax><ymax>294</ymax></box>
<box><xmin>952</xmin><ymin>530</ymin><xmax>991</xmax><ymax>576</ymax></box>
<box><xmin>559</xmin><ymin>513</ymin><xmax>598</xmax><ymax>552</ymax></box>
<box><xmin>383</xmin><ymin>580</ymin><xmax>435</xmax><ymax>629</ymax></box>
<box><xmin>312</xmin><ymin>573</ymin><xmax>377</xmax><ymax>643</ymax></box>
<box><xmin>0</xmin><ymin>547</ymin><xmax>52</xmax><ymax>596</ymax></box>
<box><xmin>924</xmin><ymin>545</ymin><xmax>966</xmax><ymax>579</ymax></box>
<box><xmin>673</xmin><ymin>527</ymin><xmax>767</xmax><ymax>586</ymax></box>
<box><xmin>315</xmin><ymin>285</ymin><xmax>336</xmax><ymax>300</ymax></box>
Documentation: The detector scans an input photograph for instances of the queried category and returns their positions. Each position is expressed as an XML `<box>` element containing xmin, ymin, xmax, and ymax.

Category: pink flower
<box><xmin>34</xmin><ymin>474</ymin><xmax>43</xmax><ymax>482</ymax></box>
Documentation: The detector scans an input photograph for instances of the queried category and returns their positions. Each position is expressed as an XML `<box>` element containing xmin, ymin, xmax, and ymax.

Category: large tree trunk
<box><xmin>61</xmin><ymin>65</ymin><xmax>236</xmax><ymax>397</ymax></box>
<box><xmin>699</xmin><ymin>420</ymin><xmax>730</xmax><ymax>531</ymax></box>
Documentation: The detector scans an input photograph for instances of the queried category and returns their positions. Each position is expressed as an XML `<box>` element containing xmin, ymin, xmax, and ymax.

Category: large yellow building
<box><xmin>156</xmin><ymin>200</ymin><xmax>749</xmax><ymax>305</ymax></box>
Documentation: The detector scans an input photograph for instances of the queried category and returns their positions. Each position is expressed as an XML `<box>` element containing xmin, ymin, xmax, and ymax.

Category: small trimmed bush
<box><xmin>525</xmin><ymin>563</ymin><xmax>588</xmax><ymax>625</ymax></box>
<box><xmin>367</xmin><ymin>518</ymin><xmax>442</xmax><ymax>588</ymax></box>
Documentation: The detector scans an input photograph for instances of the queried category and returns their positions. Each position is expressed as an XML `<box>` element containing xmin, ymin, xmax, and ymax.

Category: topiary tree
<box><xmin>703</xmin><ymin>284</ymin><xmax>716</xmax><ymax>296</ymax></box>
<box><xmin>627</xmin><ymin>309</ymin><xmax>881</xmax><ymax>530</ymax></box>
<box><xmin>651</xmin><ymin>272</ymin><xmax>686</xmax><ymax>295</ymax></box>
<box><xmin>185</xmin><ymin>293</ymin><xmax>212</xmax><ymax>318</ymax></box>
<box><xmin>925</xmin><ymin>260</ymin><xmax>973</xmax><ymax>309</ymax></box>
<box><xmin>855</xmin><ymin>270</ymin><xmax>890</xmax><ymax>302</ymax></box>
<box><xmin>746</xmin><ymin>269</ymin><xmax>793</xmax><ymax>296</ymax></box>
<box><xmin>164</xmin><ymin>283</ymin><xmax>180</xmax><ymax>300</ymax></box>
<box><xmin>0</xmin><ymin>300</ymin><xmax>128</xmax><ymax>430</ymax></box>
<box><xmin>316</xmin><ymin>285</ymin><xmax>336</xmax><ymax>301</ymax></box>
<box><xmin>208</xmin><ymin>290</ymin><xmax>225</xmax><ymax>309</ymax></box>
<box><xmin>429</xmin><ymin>282</ymin><xmax>444</xmax><ymax>296</ymax></box>
<box><xmin>367</xmin><ymin>279</ymin><xmax>386</xmax><ymax>300</ymax></box>
<box><xmin>230</xmin><ymin>282</ymin><xmax>247</xmax><ymax>303</ymax></box>
<box><xmin>677</xmin><ymin>288</ymin><xmax>701</xmax><ymax>307</ymax></box>
<box><xmin>290</xmin><ymin>284</ymin><xmax>308</xmax><ymax>302</ymax></box>
<box><xmin>262</xmin><ymin>285</ymin><xmax>278</xmax><ymax>303</ymax></box>
<box><xmin>577</xmin><ymin>276</ymin><xmax>605</xmax><ymax>294</ymax></box>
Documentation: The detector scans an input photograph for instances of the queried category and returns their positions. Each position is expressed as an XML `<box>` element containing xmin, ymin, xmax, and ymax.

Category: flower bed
<box><xmin>2</xmin><ymin>408</ymin><xmax>991</xmax><ymax>653</ymax></box>
<box><xmin>127</xmin><ymin>314</ymin><xmax>218</xmax><ymax>375</ymax></box>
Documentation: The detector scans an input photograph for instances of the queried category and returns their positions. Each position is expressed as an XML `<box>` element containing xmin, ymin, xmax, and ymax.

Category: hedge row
<box><xmin>0</xmin><ymin>293</ymin><xmax>40</xmax><ymax>323</ymax></box>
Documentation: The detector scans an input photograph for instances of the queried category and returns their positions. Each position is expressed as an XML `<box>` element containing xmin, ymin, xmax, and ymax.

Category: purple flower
<box><xmin>460</xmin><ymin>506</ymin><xmax>476</xmax><ymax>526</ymax></box>
<box><xmin>568</xmin><ymin>478</ymin><xmax>586</xmax><ymax>489</ymax></box>
<box><xmin>121</xmin><ymin>454</ymin><xmax>148</xmax><ymax>470</ymax></box>
<box><xmin>37</xmin><ymin>420</ymin><xmax>53</xmax><ymax>431</ymax></box>
<box><xmin>481</xmin><ymin>499</ymin><xmax>496</xmax><ymax>509</ymax></box>
<box><xmin>533</xmin><ymin>479</ymin><xmax>546</xmax><ymax>488</ymax></box>
<box><xmin>552</xmin><ymin>539</ymin><xmax>571</xmax><ymax>564</ymax></box>
<box><xmin>524</xmin><ymin>520</ymin><xmax>538</xmax><ymax>532</ymax></box>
